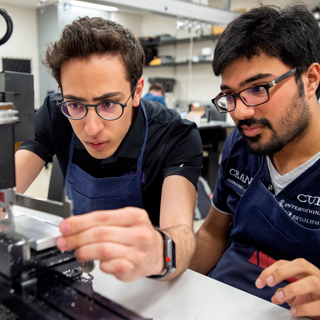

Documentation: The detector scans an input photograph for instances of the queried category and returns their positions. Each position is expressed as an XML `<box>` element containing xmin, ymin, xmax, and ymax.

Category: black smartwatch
<box><xmin>147</xmin><ymin>228</ymin><xmax>176</xmax><ymax>280</ymax></box>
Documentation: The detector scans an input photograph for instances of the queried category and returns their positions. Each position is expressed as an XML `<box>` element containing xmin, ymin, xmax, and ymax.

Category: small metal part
<box><xmin>81</xmin><ymin>272</ymin><xmax>94</xmax><ymax>282</ymax></box>
<box><xmin>0</xmin><ymin>108</ymin><xmax>18</xmax><ymax>124</ymax></box>
<box><xmin>0</xmin><ymin>188</ymin><xmax>15</xmax><ymax>219</ymax></box>
<box><xmin>81</xmin><ymin>260</ymin><xmax>96</xmax><ymax>273</ymax></box>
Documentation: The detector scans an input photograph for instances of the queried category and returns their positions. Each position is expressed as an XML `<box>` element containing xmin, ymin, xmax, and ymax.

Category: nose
<box><xmin>84</xmin><ymin>108</ymin><xmax>105</xmax><ymax>136</ymax></box>
<box><xmin>231</xmin><ymin>96</ymin><xmax>256</xmax><ymax>121</ymax></box>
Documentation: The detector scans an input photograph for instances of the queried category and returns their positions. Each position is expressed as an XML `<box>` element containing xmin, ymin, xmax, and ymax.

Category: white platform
<box><xmin>92</xmin><ymin>265</ymin><xmax>305</xmax><ymax>320</ymax></box>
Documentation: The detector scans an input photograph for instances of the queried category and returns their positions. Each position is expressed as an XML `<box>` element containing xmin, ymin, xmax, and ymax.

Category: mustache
<box><xmin>237</xmin><ymin>118</ymin><xmax>273</xmax><ymax>131</ymax></box>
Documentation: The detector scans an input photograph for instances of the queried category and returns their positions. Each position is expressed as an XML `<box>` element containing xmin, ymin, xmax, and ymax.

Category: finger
<box><xmin>73</xmin><ymin>242</ymin><xmax>146</xmax><ymax>267</ymax></box>
<box><xmin>57</xmin><ymin>222</ymin><xmax>157</xmax><ymax>252</ymax></box>
<box><xmin>100</xmin><ymin>259</ymin><xmax>137</xmax><ymax>282</ymax></box>
<box><xmin>271</xmin><ymin>289</ymin><xmax>295</xmax><ymax>305</ymax></box>
<box><xmin>256</xmin><ymin>259</ymin><xmax>319</xmax><ymax>289</ymax></box>
<box><xmin>271</xmin><ymin>276</ymin><xmax>320</xmax><ymax>305</ymax></box>
<box><xmin>74</xmin><ymin>242</ymin><xmax>129</xmax><ymax>262</ymax></box>
<box><xmin>60</xmin><ymin>207</ymin><xmax>149</xmax><ymax>235</ymax></box>
<box><xmin>290</xmin><ymin>300</ymin><xmax>320</xmax><ymax>318</ymax></box>
<box><xmin>56</xmin><ymin>225</ymin><xmax>140</xmax><ymax>251</ymax></box>
<box><xmin>256</xmin><ymin>260</ymin><xmax>288</xmax><ymax>288</ymax></box>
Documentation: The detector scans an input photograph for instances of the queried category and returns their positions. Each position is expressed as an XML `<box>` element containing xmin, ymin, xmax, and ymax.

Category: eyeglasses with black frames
<box><xmin>211</xmin><ymin>68</ymin><xmax>297</xmax><ymax>113</ymax></box>
<box><xmin>57</xmin><ymin>82</ymin><xmax>138</xmax><ymax>121</ymax></box>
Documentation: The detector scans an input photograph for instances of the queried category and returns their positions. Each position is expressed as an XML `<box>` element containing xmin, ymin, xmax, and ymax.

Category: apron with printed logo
<box><xmin>209</xmin><ymin>157</ymin><xmax>320</xmax><ymax>304</ymax></box>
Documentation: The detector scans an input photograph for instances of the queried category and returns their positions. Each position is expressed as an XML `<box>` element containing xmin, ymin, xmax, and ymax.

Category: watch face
<box><xmin>167</xmin><ymin>237</ymin><xmax>176</xmax><ymax>271</ymax></box>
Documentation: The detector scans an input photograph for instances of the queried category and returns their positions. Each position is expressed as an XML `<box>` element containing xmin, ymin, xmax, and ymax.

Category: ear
<box><xmin>132</xmin><ymin>77</ymin><xmax>144</xmax><ymax>107</ymax></box>
<box><xmin>305</xmin><ymin>63</ymin><xmax>320</xmax><ymax>100</ymax></box>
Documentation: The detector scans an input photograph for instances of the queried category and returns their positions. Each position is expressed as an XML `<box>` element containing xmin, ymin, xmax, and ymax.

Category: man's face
<box><xmin>221</xmin><ymin>54</ymin><xmax>311</xmax><ymax>155</ymax></box>
<box><xmin>60</xmin><ymin>54</ymin><xmax>143</xmax><ymax>159</ymax></box>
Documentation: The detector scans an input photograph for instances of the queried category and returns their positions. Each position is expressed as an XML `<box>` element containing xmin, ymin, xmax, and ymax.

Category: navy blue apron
<box><xmin>209</xmin><ymin>157</ymin><xmax>320</xmax><ymax>305</ymax></box>
<box><xmin>65</xmin><ymin>102</ymin><xmax>148</xmax><ymax>216</ymax></box>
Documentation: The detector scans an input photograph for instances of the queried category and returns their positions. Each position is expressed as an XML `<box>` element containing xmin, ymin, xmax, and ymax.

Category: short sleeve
<box><xmin>162</xmin><ymin>119</ymin><xmax>203</xmax><ymax>188</ymax></box>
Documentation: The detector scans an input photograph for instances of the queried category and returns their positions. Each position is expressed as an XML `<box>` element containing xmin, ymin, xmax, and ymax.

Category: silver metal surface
<box><xmin>1</xmin><ymin>189</ymin><xmax>73</xmax><ymax>220</ymax></box>
<box><xmin>11</xmin><ymin>215</ymin><xmax>61</xmax><ymax>251</ymax></box>
<box><xmin>12</xmin><ymin>205</ymin><xmax>63</xmax><ymax>226</ymax></box>
<box><xmin>14</xmin><ymin>192</ymin><xmax>73</xmax><ymax>218</ymax></box>
<box><xmin>0</xmin><ymin>188</ymin><xmax>72</xmax><ymax>251</ymax></box>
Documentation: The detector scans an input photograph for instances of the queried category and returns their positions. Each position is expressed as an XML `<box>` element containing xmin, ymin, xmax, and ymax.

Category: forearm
<box><xmin>162</xmin><ymin>223</ymin><xmax>196</xmax><ymax>280</ymax></box>
<box><xmin>158</xmin><ymin>175</ymin><xmax>197</xmax><ymax>280</ymax></box>
<box><xmin>15</xmin><ymin>149</ymin><xmax>46</xmax><ymax>193</ymax></box>
<box><xmin>189</xmin><ymin>227</ymin><xmax>230</xmax><ymax>275</ymax></box>
<box><xmin>189</xmin><ymin>206</ymin><xmax>232</xmax><ymax>275</ymax></box>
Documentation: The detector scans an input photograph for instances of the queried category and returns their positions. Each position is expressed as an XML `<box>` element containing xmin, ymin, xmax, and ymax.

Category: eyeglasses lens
<box><xmin>97</xmin><ymin>102</ymin><xmax>122</xmax><ymax>120</ymax></box>
<box><xmin>241</xmin><ymin>86</ymin><xmax>268</xmax><ymax>106</ymax></box>
<box><xmin>215</xmin><ymin>86</ymin><xmax>269</xmax><ymax>112</ymax></box>
<box><xmin>61</xmin><ymin>102</ymin><xmax>86</xmax><ymax>119</ymax></box>
<box><xmin>216</xmin><ymin>96</ymin><xmax>235</xmax><ymax>112</ymax></box>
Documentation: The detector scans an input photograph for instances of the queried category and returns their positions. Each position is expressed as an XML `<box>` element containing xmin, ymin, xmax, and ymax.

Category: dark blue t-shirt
<box><xmin>213</xmin><ymin>128</ymin><xmax>320</xmax><ymax>228</ymax></box>
<box><xmin>209</xmin><ymin>128</ymin><xmax>320</xmax><ymax>305</ymax></box>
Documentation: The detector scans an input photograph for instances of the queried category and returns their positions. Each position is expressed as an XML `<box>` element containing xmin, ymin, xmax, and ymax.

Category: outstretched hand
<box><xmin>56</xmin><ymin>207</ymin><xmax>164</xmax><ymax>282</ymax></box>
<box><xmin>256</xmin><ymin>258</ymin><xmax>320</xmax><ymax>319</ymax></box>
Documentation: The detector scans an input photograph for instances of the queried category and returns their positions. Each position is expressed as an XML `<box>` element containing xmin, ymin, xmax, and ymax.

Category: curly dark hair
<box><xmin>213</xmin><ymin>5</ymin><xmax>320</xmax><ymax>99</ymax></box>
<box><xmin>44</xmin><ymin>16</ymin><xmax>145</xmax><ymax>91</ymax></box>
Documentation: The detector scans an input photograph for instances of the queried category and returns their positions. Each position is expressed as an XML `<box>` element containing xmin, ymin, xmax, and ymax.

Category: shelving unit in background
<box><xmin>141</xmin><ymin>34</ymin><xmax>221</xmax><ymax>68</ymax></box>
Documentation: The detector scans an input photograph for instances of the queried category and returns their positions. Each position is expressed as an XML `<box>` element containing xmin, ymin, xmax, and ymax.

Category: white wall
<box><xmin>37</xmin><ymin>3</ymin><xmax>111</xmax><ymax>104</ymax></box>
<box><xmin>0</xmin><ymin>2</ymin><xmax>40</xmax><ymax>109</ymax></box>
<box><xmin>111</xmin><ymin>11</ymin><xmax>142</xmax><ymax>37</ymax></box>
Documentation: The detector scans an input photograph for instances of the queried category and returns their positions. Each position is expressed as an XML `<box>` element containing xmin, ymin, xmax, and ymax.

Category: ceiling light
<box><xmin>68</xmin><ymin>1</ymin><xmax>118</xmax><ymax>12</ymax></box>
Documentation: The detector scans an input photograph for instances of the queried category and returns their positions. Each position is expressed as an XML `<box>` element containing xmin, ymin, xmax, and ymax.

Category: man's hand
<box><xmin>56</xmin><ymin>207</ymin><xmax>164</xmax><ymax>282</ymax></box>
<box><xmin>256</xmin><ymin>258</ymin><xmax>320</xmax><ymax>319</ymax></box>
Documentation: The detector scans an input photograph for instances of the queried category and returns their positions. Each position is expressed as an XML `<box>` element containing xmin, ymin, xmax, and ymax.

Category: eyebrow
<box><xmin>220</xmin><ymin>73</ymin><xmax>273</xmax><ymax>91</ymax></box>
<box><xmin>63</xmin><ymin>92</ymin><xmax>124</xmax><ymax>102</ymax></box>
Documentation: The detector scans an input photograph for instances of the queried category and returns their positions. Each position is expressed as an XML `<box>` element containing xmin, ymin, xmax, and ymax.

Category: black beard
<box><xmin>237</xmin><ymin>96</ymin><xmax>311</xmax><ymax>156</ymax></box>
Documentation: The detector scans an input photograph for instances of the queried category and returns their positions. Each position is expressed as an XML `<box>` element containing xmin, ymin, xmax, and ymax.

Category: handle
<box><xmin>0</xmin><ymin>6</ymin><xmax>13</xmax><ymax>46</ymax></box>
